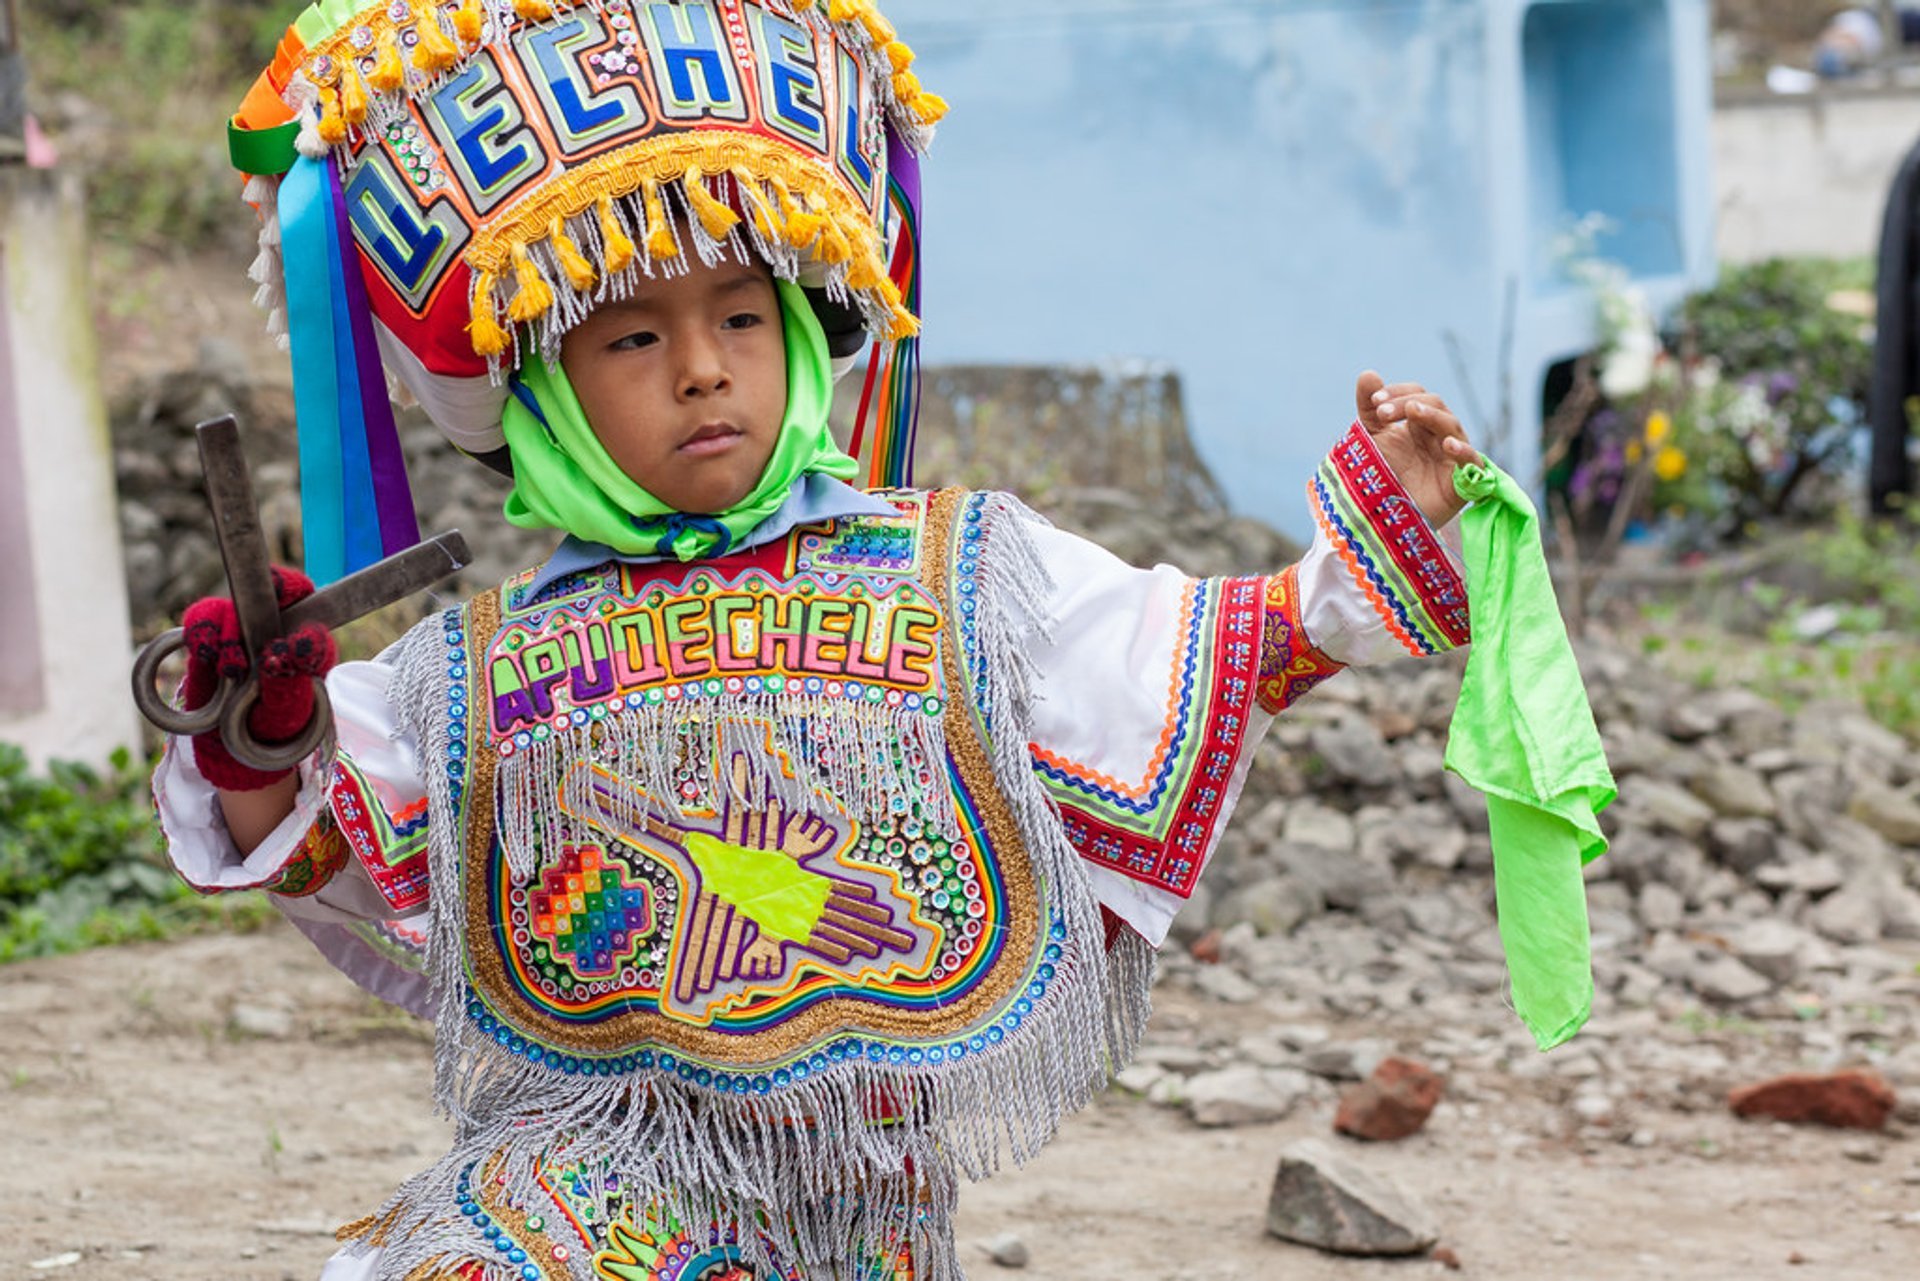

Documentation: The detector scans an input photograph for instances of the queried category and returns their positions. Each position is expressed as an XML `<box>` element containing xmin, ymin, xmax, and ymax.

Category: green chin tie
<box><xmin>500</xmin><ymin>278</ymin><xmax>860</xmax><ymax>561</ymax></box>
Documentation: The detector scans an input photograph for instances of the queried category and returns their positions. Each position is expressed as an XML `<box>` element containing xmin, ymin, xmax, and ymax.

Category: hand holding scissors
<box><xmin>131</xmin><ymin>416</ymin><xmax>471</xmax><ymax>775</ymax></box>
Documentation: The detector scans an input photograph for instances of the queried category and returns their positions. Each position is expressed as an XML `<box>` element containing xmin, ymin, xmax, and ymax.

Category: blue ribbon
<box><xmin>279</xmin><ymin>155</ymin><xmax>348</xmax><ymax>584</ymax></box>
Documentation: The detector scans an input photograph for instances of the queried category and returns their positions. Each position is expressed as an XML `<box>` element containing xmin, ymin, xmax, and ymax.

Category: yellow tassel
<box><xmin>468</xmin><ymin>272</ymin><xmax>512</xmax><ymax>357</ymax></box>
<box><xmin>317</xmin><ymin>89</ymin><xmax>349</xmax><ymax>146</ymax></box>
<box><xmin>911</xmin><ymin>92</ymin><xmax>950</xmax><ymax>125</ymax></box>
<box><xmin>683</xmin><ymin>167</ymin><xmax>742</xmax><ymax>240</ymax></box>
<box><xmin>339</xmin><ymin>68</ymin><xmax>369</xmax><ymax>126</ymax></box>
<box><xmin>412</xmin><ymin>5</ymin><xmax>460</xmax><ymax>74</ymax></box>
<box><xmin>642</xmin><ymin>179</ymin><xmax>680</xmax><ymax>260</ymax></box>
<box><xmin>847</xmin><ymin>245</ymin><xmax>888</xmax><ymax>292</ymax></box>
<box><xmin>893</xmin><ymin>70</ymin><xmax>923</xmax><ymax>103</ymax></box>
<box><xmin>816</xmin><ymin>212</ymin><xmax>854</xmax><ymax>265</ymax></box>
<box><xmin>597</xmin><ymin>196</ymin><xmax>636</xmax><ymax>274</ymax></box>
<box><xmin>828</xmin><ymin>0</ymin><xmax>859</xmax><ymax>23</ymax></box>
<box><xmin>454</xmin><ymin>0</ymin><xmax>485</xmax><ymax>44</ymax></box>
<box><xmin>883</xmin><ymin>40</ymin><xmax>914</xmax><ymax>73</ymax></box>
<box><xmin>367</xmin><ymin>34</ymin><xmax>406</xmax><ymax>93</ymax></box>
<box><xmin>550</xmin><ymin>218</ymin><xmax>597</xmax><ymax>291</ymax></box>
<box><xmin>792</xmin><ymin>0</ymin><xmax>816</xmax><ymax>10</ymax></box>
<box><xmin>886</xmin><ymin>305</ymin><xmax>921</xmax><ymax>342</ymax></box>
<box><xmin>507</xmin><ymin>244</ymin><xmax>554</xmax><ymax>324</ymax></box>
<box><xmin>731</xmin><ymin>169</ymin><xmax>784</xmax><ymax>244</ymax></box>
<box><xmin>514</xmin><ymin>0</ymin><xmax>555</xmax><ymax>21</ymax></box>
<box><xmin>863</xmin><ymin>10</ymin><xmax>896</xmax><ymax>45</ymax></box>
<box><xmin>772</xmin><ymin>179</ymin><xmax>823</xmax><ymax>250</ymax></box>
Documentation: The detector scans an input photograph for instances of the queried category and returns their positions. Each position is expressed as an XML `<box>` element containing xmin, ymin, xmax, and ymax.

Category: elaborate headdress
<box><xmin>228</xmin><ymin>0</ymin><xmax>939</xmax><ymax>581</ymax></box>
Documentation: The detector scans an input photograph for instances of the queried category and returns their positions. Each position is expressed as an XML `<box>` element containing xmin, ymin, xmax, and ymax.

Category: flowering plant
<box><xmin>1551</xmin><ymin>247</ymin><xmax>1871</xmax><ymax>546</ymax></box>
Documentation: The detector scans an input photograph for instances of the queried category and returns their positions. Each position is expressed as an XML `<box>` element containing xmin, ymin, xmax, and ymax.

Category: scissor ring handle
<box><xmin>130</xmin><ymin>629</ymin><xmax>230</xmax><ymax>737</ymax></box>
<box><xmin>220</xmin><ymin>678</ymin><xmax>334</xmax><ymax>774</ymax></box>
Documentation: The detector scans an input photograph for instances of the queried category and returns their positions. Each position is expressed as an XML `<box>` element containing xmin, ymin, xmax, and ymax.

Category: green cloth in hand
<box><xmin>1445</xmin><ymin>462</ymin><xmax>1617</xmax><ymax>1051</ymax></box>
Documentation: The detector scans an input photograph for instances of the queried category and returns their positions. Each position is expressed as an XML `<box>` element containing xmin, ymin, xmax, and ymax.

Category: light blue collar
<box><xmin>521</xmin><ymin>474</ymin><xmax>898</xmax><ymax>602</ymax></box>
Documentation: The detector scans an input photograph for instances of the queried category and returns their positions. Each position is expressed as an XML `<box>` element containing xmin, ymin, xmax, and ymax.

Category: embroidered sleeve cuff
<box><xmin>153</xmin><ymin>737</ymin><xmax>349</xmax><ymax>899</ymax></box>
<box><xmin>1256</xmin><ymin>565</ymin><xmax>1344</xmax><ymax>714</ymax></box>
<box><xmin>1306</xmin><ymin>422</ymin><xmax>1472</xmax><ymax>659</ymax></box>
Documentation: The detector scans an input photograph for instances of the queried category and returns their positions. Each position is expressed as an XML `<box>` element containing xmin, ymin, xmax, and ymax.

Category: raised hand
<box><xmin>1355</xmin><ymin>371</ymin><xmax>1484</xmax><ymax>528</ymax></box>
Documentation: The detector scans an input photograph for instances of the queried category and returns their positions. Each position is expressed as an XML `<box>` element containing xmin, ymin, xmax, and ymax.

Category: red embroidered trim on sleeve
<box><xmin>1256</xmin><ymin>566</ymin><xmax>1344</xmax><ymax>714</ymax></box>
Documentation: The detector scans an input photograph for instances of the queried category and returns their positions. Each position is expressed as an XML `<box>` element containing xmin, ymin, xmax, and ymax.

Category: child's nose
<box><xmin>677</xmin><ymin>335</ymin><xmax>730</xmax><ymax>399</ymax></box>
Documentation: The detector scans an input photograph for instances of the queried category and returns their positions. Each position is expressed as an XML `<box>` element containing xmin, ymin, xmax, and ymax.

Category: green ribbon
<box><xmin>1445</xmin><ymin>461</ymin><xmax>1616</xmax><ymax>1052</ymax></box>
<box><xmin>501</xmin><ymin>279</ymin><xmax>858</xmax><ymax>561</ymax></box>
<box><xmin>227</xmin><ymin>118</ymin><xmax>302</xmax><ymax>177</ymax></box>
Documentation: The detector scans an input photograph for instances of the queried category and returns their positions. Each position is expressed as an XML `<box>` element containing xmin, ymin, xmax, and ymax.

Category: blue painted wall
<box><xmin>888</xmin><ymin>0</ymin><xmax>1715</xmax><ymax>535</ymax></box>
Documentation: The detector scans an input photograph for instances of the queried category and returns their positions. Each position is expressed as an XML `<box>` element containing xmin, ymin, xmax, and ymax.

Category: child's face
<box><xmin>559</xmin><ymin>252</ymin><xmax>788</xmax><ymax>516</ymax></box>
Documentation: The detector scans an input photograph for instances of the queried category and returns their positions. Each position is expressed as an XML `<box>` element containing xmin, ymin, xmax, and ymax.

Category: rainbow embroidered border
<box><xmin>1310</xmin><ymin>422</ymin><xmax>1471</xmax><ymax>657</ymax></box>
<box><xmin>1024</xmin><ymin>566</ymin><xmax>1266</xmax><ymax>899</ymax></box>
<box><xmin>1256</xmin><ymin>565</ymin><xmax>1343</xmax><ymax>715</ymax></box>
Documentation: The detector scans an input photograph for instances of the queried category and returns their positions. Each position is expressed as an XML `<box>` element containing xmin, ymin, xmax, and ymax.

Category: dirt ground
<box><xmin>1</xmin><ymin>923</ymin><xmax>1915</xmax><ymax>1280</ymax></box>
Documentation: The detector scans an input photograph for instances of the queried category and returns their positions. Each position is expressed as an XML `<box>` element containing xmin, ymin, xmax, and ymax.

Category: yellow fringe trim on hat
<box><xmin>550</xmin><ymin>217</ymin><xmax>597</xmax><ymax>291</ymax></box>
<box><xmin>514</xmin><ymin>0</ymin><xmax>556</xmax><ymax>22</ymax></box>
<box><xmin>597</xmin><ymin>195</ymin><xmax>636</xmax><ymax>274</ymax></box>
<box><xmin>462</xmin><ymin>136</ymin><xmax>911</xmax><ymax>358</ymax></box>
<box><xmin>507</xmin><ymin>244</ymin><xmax>554</xmax><ymax>324</ymax></box>
<box><xmin>684</xmin><ymin>166</ymin><xmax>743</xmax><ymax>240</ymax></box>
<box><xmin>411</xmin><ymin>3</ymin><xmax>460</xmax><ymax>75</ymax></box>
<box><xmin>642</xmin><ymin>179</ymin><xmax>680</xmax><ymax>260</ymax></box>
<box><xmin>339</xmin><ymin>66</ymin><xmax>369</xmax><ymax>126</ymax></box>
<box><xmin>732</xmin><ymin>166</ymin><xmax>786</xmax><ymax>244</ymax></box>
<box><xmin>864</xmin><ymin>11</ymin><xmax>898</xmax><ymax>48</ymax></box>
<box><xmin>828</xmin><ymin>0</ymin><xmax>859</xmax><ymax>23</ymax></box>
<box><xmin>367</xmin><ymin>32</ymin><xmax>406</xmax><ymax>93</ymax></box>
<box><xmin>468</xmin><ymin>269</ymin><xmax>513</xmax><ymax>357</ymax></box>
<box><xmin>882</xmin><ymin>41</ymin><xmax>914</xmax><ymax>74</ymax></box>
<box><xmin>771</xmin><ymin>177</ymin><xmax>823</xmax><ymax>250</ymax></box>
<box><xmin>317</xmin><ymin>86</ymin><xmax>349</xmax><ymax>146</ymax></box>
<box><xmin>454</xmin><ymin>0</ymin><xmax>485</xmax><ymax>45</ymax></box>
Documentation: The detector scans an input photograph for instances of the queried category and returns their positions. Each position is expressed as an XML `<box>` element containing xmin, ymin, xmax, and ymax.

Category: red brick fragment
<box><xmin>1334</xmin><ymin>1057</ymin><xmax>1445</xmax><ymax>1142</ymax></box>
<box><xmin>1727</xmin><ymin>1070</ymin><xmax>1896</xmax><ymax>1132</ymax></box>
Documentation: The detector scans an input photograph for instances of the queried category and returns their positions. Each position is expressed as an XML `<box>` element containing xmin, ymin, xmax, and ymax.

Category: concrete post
<box><xmin>0</xmin><ymin>160</ymin><xmax>142</xmax><ymax>768</ymax></box>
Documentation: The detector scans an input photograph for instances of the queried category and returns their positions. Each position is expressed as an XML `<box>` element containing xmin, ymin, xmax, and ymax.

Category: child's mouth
<box><xmin>679</xmin><ymin>423</ymin><xmax>744</xmax><ymax>458</ymax></box>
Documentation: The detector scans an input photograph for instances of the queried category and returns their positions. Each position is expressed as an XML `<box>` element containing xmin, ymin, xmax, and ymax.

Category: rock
<box><xmin>1664</xmin><ymin>697</ymin><xmax>1723</xmax><ymax>742</ymax></box>
<box><xmin>1729</xmin><ymin>920</ymin><xmax>1816</xmax><ymax>985</ymax></box>
<box><xmin>1728</xmin><ymin>1070</ymin><xmax>1897</xmax><ymax>1131</ymax></box>
<box><xmin>1192</xmin><ymin>965</ymin><xmax>1261</xmax><ymax>1005</ymax></box>
<box><xmin>1185</xmin><ymin>1067</ymin><xmax>1312</xmax><ymax>1127</ymax></box>
<box><xmin>1213</xmin><ymin>879</ymin><xmax>1322</xmax><ymax>937</ymax></box>
<box><xmin>1848</xmin><ymin>779</ymin><xmax>1920</xmax><ymax>848</ymax></box>
<box><xmin>1625</xmin><ymin>780</ymin><xmax>1716</xmax><ymax>842</ymax></box>
<box><xmin>1689</xmin><ymin>954</ymin><xmax>1773</xmax><ymax>1005</ymax></box>
<box><xmin>1690</xmin><ymin>763</ymin><xmax>1777</xmax><ymax>821</ymax></box>
<box><xmin>1756</xmin><ymin>854</ymin><xmax>1845</xmax><ymax>897</ymax></box>
<box><xmin>1300</xmin><ymin>1040</ymin><xmax>1391</xmax><ymax>1083</ymax></box>
<box><xmin>1311</xmin><ymin>715</ymin><xmax>1396</xmax><ymax>787</ymax></box>
<box><xmin>1281</xmin><ymin>803</ymin><xmax>1357</xmax><ymax>856</ymax></box>
<box><xmin>1643</xmin><ymin>931</ymin><xmax>1700</xmax><ymax>983</ymax></box>
<box><xmin>1809</xmin><ymin>883</ymin><xmax>1885</xmax><ymax>945</ymax></box>
<box><xmin>1334</xmin><ymin>1058</ymin><xmax>1445</xmax><ymax>1142</ymax></box>
<box><xmin>981</xmin><ymin>1232</ymin><xmax>1030</xmax><ymax>1269</ymax></box>
<box><xmin>1708</xmin><ymin>819</ymin><xmax>1780</xmax><ymax>876</ymax></box>
<box><xmin>1265</xmin><ymin>1139</ymin><xmax>1440</xmax><ymax>1257</ymax></box>
<box><xmin>228</xmin><ymin>1004</ymin><xmax>294</xmax><ymax>1039</ymax></box>
<box><xmin>1636</xmin><ymin>883</ymin><xmax>1686</xmax><ymax>934</ymax></box>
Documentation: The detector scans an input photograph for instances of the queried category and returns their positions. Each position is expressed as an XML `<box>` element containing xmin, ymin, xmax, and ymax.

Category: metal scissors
<box><xmin>131</xmin><ymin>415</ymin><xmax>472</xmax><ymax>772</ymax></box>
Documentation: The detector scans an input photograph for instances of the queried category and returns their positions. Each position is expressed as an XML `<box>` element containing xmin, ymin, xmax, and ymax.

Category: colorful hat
<box><xmin>228</xmin><ymin>0</ymin><xmax>940</xmax><ymax>582</ymax></box>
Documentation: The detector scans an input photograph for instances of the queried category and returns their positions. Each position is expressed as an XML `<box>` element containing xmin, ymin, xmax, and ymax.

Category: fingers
<box><xmin>1355</xmin><ymin>370</ymin><xmax>1387</xmax><ymax>424</ymax></box>
<box><xmin>1371</xmin><ymin>387</ymin><xmax>1484</xmax><ymax>466</ymax></box>
<box><xmin>268</xmin><ymin>566</ymin><xmax>317</xmax><ymax>610</ymax></box>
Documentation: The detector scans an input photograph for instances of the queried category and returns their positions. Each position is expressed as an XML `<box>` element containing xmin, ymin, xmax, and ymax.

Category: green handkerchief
<box><xmin>1445</xmin><ymin>462</ymin><xmax>1617</xmax><ymax>1051</ymax></box>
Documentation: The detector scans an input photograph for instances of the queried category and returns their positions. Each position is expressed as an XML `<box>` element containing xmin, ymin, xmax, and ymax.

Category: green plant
<box><xmin>0</xmin><ymin>743</ymin><xmax>271</xmax><ymax>960</ymax></box>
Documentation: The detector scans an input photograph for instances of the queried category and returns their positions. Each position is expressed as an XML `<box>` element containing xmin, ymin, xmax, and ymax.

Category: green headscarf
<box><xmin>501</xmin><ymin>278</ymin><xmax>859</xmax><ymax>561</ymax></box>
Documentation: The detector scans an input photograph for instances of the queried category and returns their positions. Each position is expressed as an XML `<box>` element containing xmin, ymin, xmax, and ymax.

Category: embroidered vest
<box><xmin>366</xmin><ymin>490</ymin><xmax>1149</xmax><ymax>1281</ymax></box>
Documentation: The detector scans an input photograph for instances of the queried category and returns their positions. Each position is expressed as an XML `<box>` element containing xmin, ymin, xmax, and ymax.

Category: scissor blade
<box><xmin>282</xmin><ymin>531</ymin><xmax>473</xmax><ymax>634</ymax></box>
<box><xmin>196</xmin><ymin>416</ymin><xmax>283</xmax><ymax>658</ymax></box>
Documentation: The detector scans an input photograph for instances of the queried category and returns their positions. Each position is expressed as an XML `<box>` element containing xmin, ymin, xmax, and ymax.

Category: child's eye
<box><xmin>722</xmin><ymin>312</ymin><xmax>764</xmax><ymax>331</ymax></box>
<box><xmin>611</xmin><ymin>331</ymin><xmax>658</xmax><ymax>351</ymax></box>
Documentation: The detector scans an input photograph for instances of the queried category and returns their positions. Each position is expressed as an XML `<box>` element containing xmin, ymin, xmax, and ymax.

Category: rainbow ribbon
<box><xmin>850</xmin><ymin>130</ymin><xmax>924</xmax><ymax>492</ymax></box>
